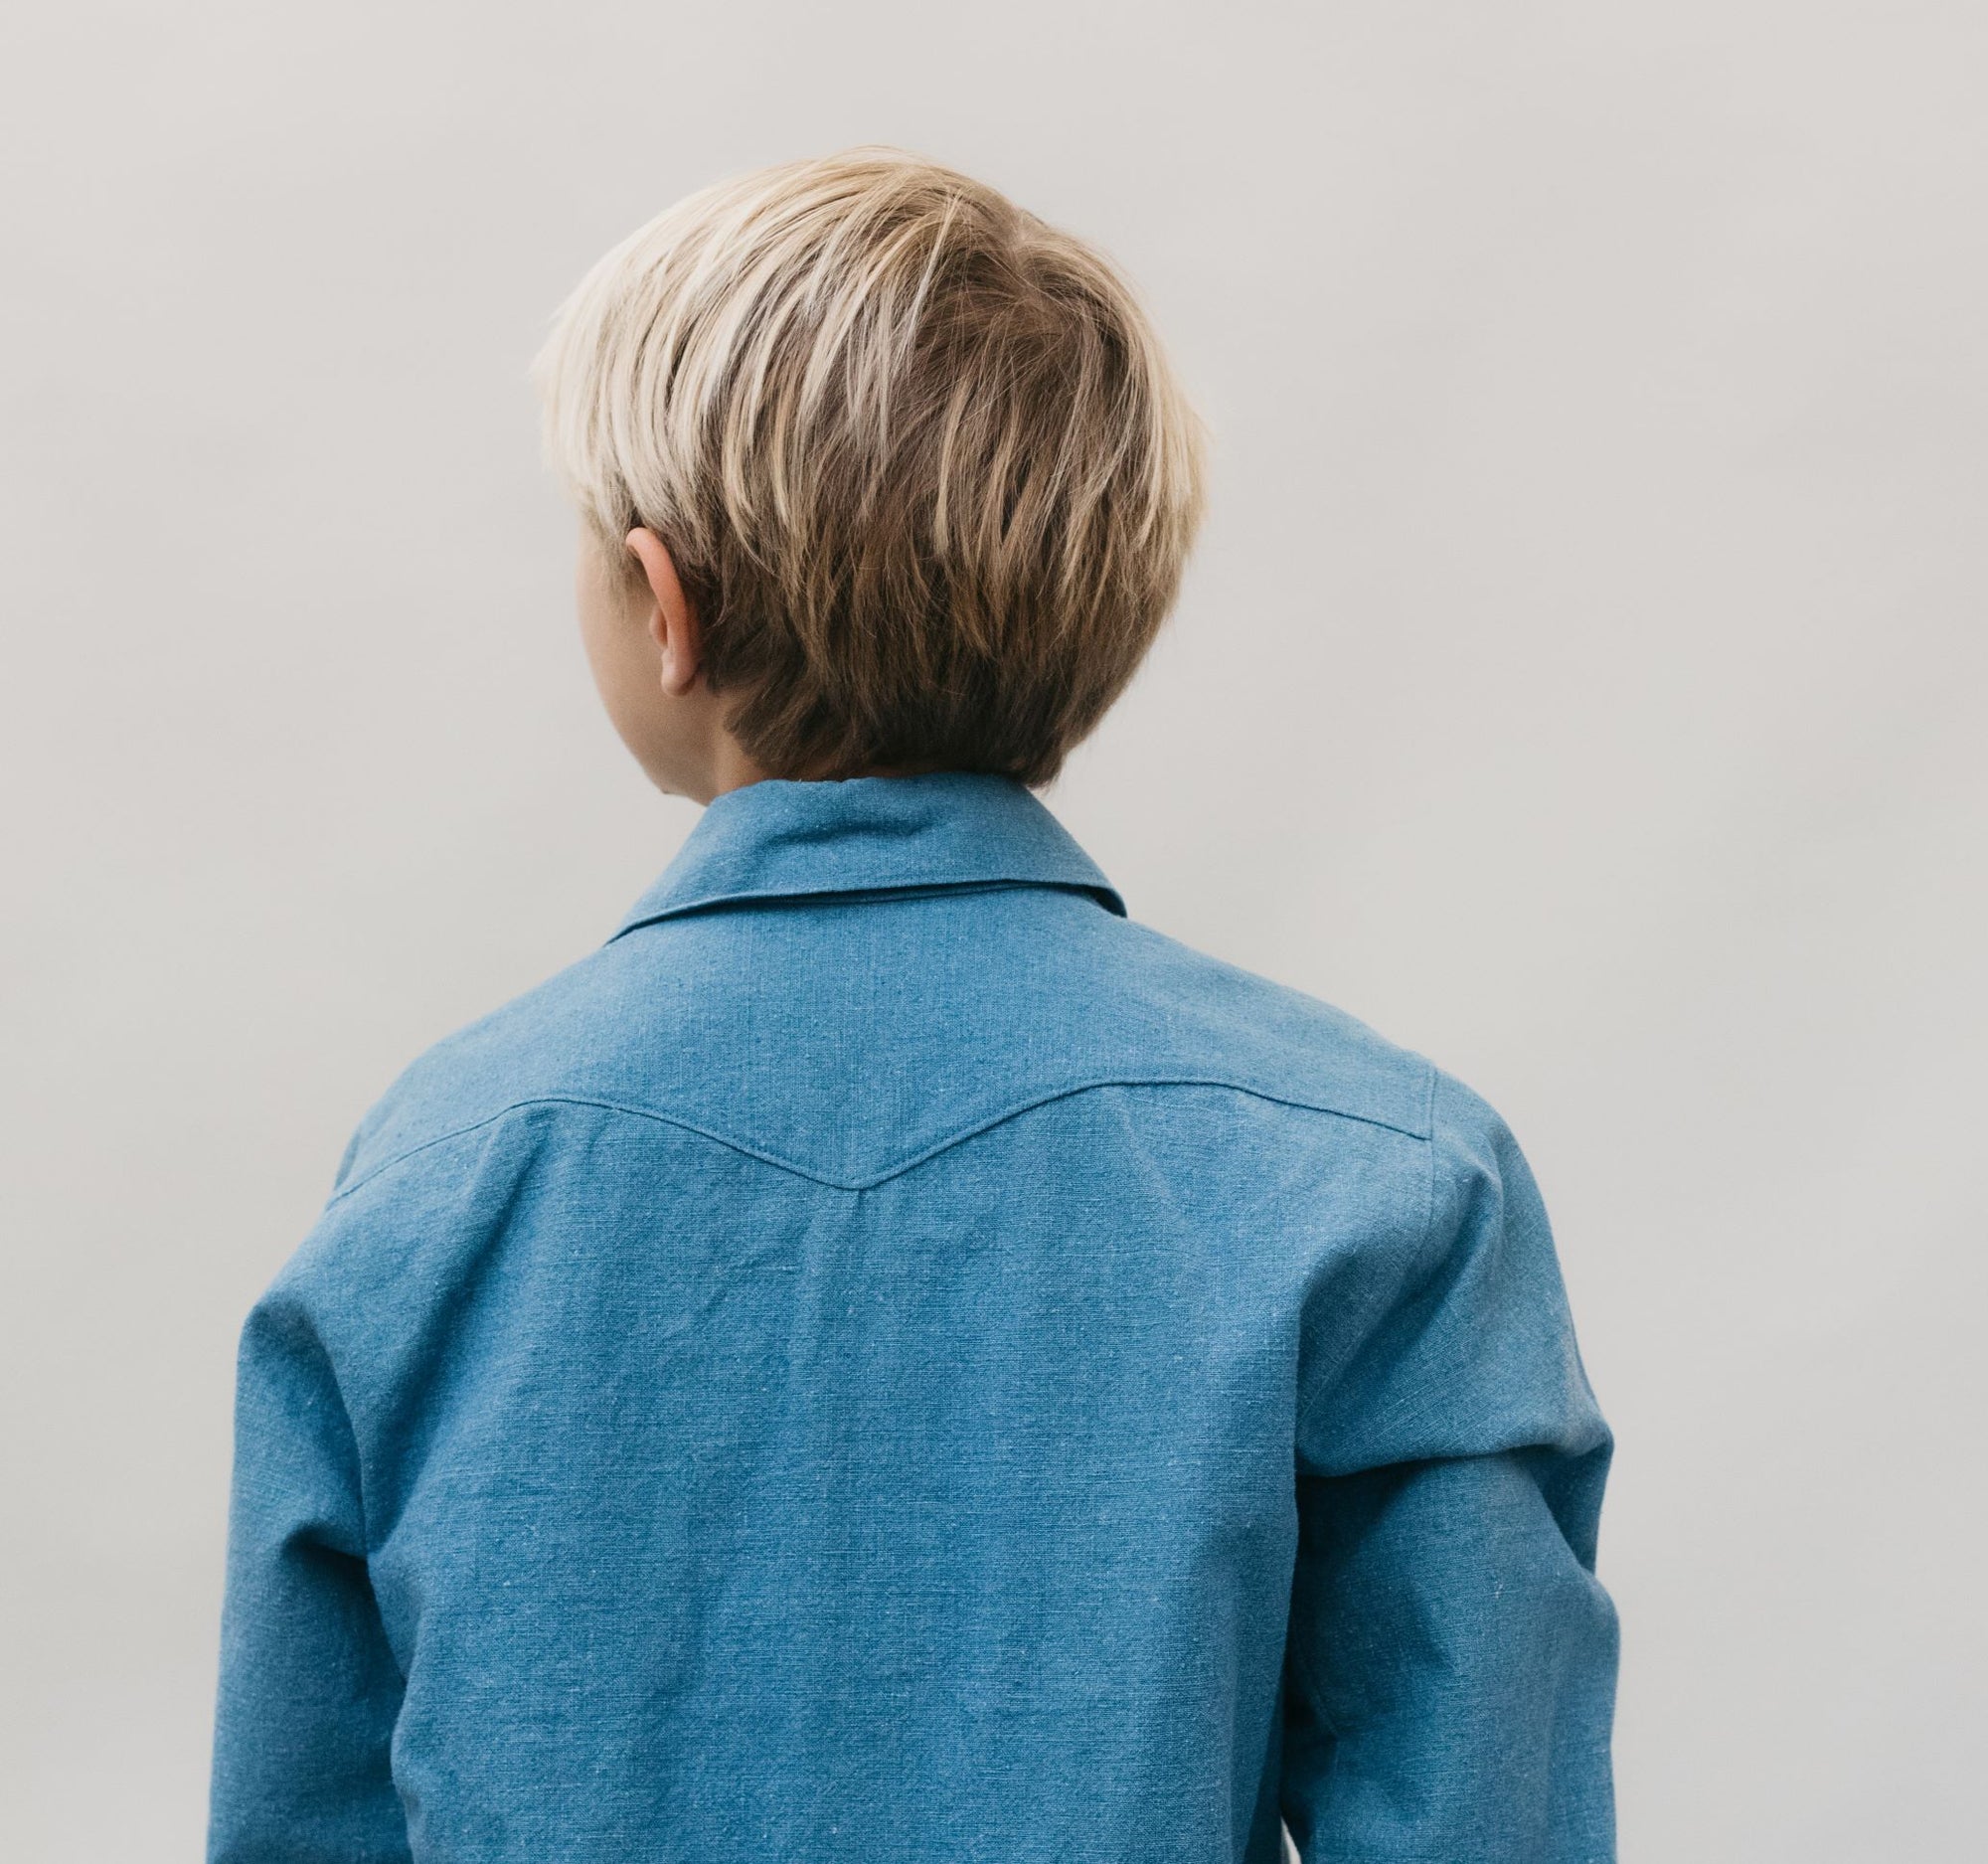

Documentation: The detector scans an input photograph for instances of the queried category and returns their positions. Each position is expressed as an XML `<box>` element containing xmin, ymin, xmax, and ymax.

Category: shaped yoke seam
<box><xmin>328</xmin><ymin>1072</ymin><xmax>1434</xmax><ymax>1204</ymax></box>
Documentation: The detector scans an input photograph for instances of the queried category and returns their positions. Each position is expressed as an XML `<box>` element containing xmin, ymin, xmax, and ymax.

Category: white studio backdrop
<box><xmin>2</xmin><ymin>4</ymin><xmax>1983</xmax><ymax>1858</ymax></box>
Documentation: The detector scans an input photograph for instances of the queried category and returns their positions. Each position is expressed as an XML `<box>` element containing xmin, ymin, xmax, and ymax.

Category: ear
<box><xmin>624</xmin><ymin>528</ymin><xmax>704</xmax><ymax>697</ymax></box>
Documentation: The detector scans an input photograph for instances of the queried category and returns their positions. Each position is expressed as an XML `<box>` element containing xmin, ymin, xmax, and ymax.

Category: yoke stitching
<box><xmin>327</xmin><ymin>1070</ymin><xmax>1434</xmax><ymax>1206</ymax></box>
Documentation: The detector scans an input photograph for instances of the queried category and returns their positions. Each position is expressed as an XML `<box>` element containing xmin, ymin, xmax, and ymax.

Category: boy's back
<box><xmin>212</xmin><ymin>772</ymin><xmax>1614</xmax><ymax>1863</ymax></box>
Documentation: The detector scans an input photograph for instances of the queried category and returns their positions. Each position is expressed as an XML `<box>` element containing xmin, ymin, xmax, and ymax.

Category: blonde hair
<box><xmin>533</xmin><ymin>147</ymin><xmax>1206</xmax><ymax>786</ymax></box>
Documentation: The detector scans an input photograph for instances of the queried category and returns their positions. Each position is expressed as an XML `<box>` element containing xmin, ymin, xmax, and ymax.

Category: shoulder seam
<box><xmin>329</xmin><ymin>1073</ymin><xmax>1434</xmax><ymax>1203</ymax></box>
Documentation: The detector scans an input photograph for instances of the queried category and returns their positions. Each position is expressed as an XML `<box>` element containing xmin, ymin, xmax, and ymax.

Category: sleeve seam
<box><xmin>253</xmin><ymin>1299</ymin><xmax>380</xmax><ymax>1571</ymax></box>
<box><xmin>1292</xmin><ymin>1061</ymin><xmax>1441</xmax><ymax>1451</ymax></box>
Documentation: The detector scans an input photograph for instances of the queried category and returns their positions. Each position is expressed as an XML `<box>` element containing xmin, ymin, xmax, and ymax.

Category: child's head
<box><xmin>534</xmin><ymin>147</ymin><xmax>1204</xmax><ymax>797</ymax></box>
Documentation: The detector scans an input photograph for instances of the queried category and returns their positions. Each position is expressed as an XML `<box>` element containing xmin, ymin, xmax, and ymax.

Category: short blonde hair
<box><xmin>533</xmin><ymin>147</ymin><xmax>1205</xmax><ymax>786</ymax></box>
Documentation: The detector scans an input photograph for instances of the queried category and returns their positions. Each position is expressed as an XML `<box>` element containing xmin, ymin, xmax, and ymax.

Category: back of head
<box><xmin>534</xmin><ymin>148</ymin><xmax>1205</xmax><ymax>786</ymax></box>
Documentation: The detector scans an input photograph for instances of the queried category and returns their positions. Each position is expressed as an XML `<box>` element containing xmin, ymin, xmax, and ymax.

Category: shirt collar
<box><xmin>607</xmin><ymin>771</ymin><xmax>1126</xmax><ymax>939</ymax></box>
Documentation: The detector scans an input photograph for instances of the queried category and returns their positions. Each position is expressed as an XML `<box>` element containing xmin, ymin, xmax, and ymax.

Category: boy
<box><xmin>209</xmin><ymin>149</ymin><xmax>1616</xmax><ymax>1863</ymax></box>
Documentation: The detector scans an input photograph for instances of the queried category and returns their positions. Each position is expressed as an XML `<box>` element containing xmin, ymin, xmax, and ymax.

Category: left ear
<box><xmin>625</xmin><ymin>528</ymin><xmax>704</xmax><ymax>696</ymax></box>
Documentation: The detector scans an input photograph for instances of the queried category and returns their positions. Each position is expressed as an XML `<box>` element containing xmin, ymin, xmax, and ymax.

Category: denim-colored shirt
<box><xmin>210</xmin><ymin>771</ymin><xmax>1617</xmax><ymax>1864</ymax></box>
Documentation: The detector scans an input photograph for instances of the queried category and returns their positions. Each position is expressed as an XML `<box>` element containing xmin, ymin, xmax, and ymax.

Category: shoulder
<box><xmin>1096</xmin><ymin>916</ymin><xmax>1438</xmax><ymax>1142</ymax></box>
<box><xmin>323</xmin><ymin>936</ymin><xmax>657</xmax><ymax>1202</ymax></box>
<box><xmin>264</xmin><ymin>1067</ymin><xmax>743</xmax><ymax>1365</ymax></box>
<box><xmin>1091</xmin><ymin>920</ymin><xmax>1558</xmax><ymax>1246</ymax></box>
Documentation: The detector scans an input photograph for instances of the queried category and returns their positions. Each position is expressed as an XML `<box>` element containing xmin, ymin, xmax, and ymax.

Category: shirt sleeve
<box><xmin>1279</xmin><ymin>1066</ymin><xmax>1619</xmax><ymax>1863</ymax></box>
<box><xmin>207</xmin><ymin>1276</ymin><xmax>412</xmax><ymax>1864</ymax></box>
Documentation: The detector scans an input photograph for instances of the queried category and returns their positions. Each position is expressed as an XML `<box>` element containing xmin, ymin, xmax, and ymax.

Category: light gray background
<box><xmin>3</xmin><ymin>3</ymin><xmax>1982</xmax><ymax>1858</ymax></box>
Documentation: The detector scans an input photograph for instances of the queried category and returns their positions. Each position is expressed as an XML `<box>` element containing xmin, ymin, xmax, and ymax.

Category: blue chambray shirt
<box><xmin>210</xmin><ymin>770</ymin><xmax>1617</xmax><ymax>1864</ymax></box>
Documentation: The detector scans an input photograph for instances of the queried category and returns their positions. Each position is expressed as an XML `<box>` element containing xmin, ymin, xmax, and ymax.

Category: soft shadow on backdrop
<box><xmin>2</xmin><ymin>5</ymin><xmax>1982</xmax><ymax>1858</ymax></box>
